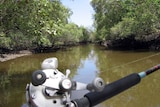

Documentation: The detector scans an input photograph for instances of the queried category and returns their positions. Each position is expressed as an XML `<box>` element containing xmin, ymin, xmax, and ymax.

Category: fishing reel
<box><xmin>25</xmin><ymin>57</ymin><xmax>105</xmax><ymax>107</ymax></box>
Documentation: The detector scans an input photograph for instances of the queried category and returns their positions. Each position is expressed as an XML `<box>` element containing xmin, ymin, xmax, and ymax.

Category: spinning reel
<box><xmin>25</xmin><ymin>57</ymin><xmax>105</xmax><ymax>107</ymax></box>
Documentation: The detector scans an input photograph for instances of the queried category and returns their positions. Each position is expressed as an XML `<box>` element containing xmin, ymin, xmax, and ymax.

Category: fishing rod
<box><xmin>23</xmin><ymin>57</ymin><xmax>160</xmax><ymax>107</ymax></box>
<box><xmin>72</xmin><ymin>64</ymin><xmax>160</xmax><ymax>107</ymax></box>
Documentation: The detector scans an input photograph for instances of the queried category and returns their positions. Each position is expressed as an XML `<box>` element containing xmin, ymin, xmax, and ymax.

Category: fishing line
<box><xmin>106</xmin><ymin>52</ymin><xmax>160</xmax><ymax>71</ymax></box>
<box><xmin>73</xmin><ymin>52</ymin><xmax>160</xmax><ymax>81</ymax></box>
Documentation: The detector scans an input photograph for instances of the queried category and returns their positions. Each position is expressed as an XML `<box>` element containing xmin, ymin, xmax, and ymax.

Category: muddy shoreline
<box><xmin>0</xmin><ymin>50</ymin><xmax>32</xmax><ymax>62</ymax></box>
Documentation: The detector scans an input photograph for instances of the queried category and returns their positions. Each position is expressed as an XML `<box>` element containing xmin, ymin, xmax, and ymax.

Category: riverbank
<box><xmin>0</xmin><ymin>50</ymin><xmax>32</xmax><ymax>62</ymax></box>
<box><xmin>100</xmin><ymin>38</ymin><xmax>160</xmax><ymax>51</ymax></box>
<box><xmin>0</xmin><ymin>44</ymin><xmax>77</xmax><ymax>62</ymax></box>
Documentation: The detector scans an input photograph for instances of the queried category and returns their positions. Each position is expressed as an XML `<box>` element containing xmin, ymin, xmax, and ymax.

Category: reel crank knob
<box><xmin>31</xmin><ymin>70</ymin><xmax>46</xmax><ymax>86</ymax></box>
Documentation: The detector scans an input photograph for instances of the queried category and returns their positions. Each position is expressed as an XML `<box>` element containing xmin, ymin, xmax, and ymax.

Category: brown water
<box><xmin>0</xmin><ymin>44</ymin><xmax>160</xmax><ymax>107</ymax></box>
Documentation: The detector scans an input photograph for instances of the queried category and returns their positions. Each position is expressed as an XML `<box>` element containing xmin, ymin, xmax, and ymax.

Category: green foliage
<box><xmin>0</xmin><ymin>32</ymin><xmax>11</xmax><ymax>48</ymax></box>
<box><xmin>59</xmin><ymin>23</ymin><xmax>82</xmax><ymax>45</ymax></box>
<box><xmin>91</xmin><ymin>0</ymin><xmax>127</xmax><ymax>40</ymax></box>
<box><xmin>79</xmin><ymin>27</ymin><xmax>91</xmax><ymax>43</ymax></box>
<box><xmin>91</xmin><ymin>0</ymin><xmax>160</xmax><ymax>42</ymax></box>
<box><xmin>0</xmin><ymin>0</ymin><xmax>91</xmax><ymax>52</ymax></box>
<box><xmin>110</xmin><ymin>18</ymin><xmax>135</xmax><ymax>39</ymax></box>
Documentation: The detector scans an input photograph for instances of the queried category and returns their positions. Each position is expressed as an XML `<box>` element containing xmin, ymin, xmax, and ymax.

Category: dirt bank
<box><xmin>0</xmin><ymin>50</ymin><xmax>32</xmax><ymax>62</ymax></box>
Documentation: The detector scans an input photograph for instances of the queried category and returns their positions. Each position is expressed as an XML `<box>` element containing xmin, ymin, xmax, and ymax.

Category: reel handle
<box><xmin>87</xmin><ymin>77</ymin><xmax>105</xmax><ymax>92</ymax></box>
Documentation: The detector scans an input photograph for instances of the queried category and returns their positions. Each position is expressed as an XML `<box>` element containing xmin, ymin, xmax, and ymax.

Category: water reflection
<box><xmin>0</xmin><ymin>44</ymin><xmax>160</xmax><ymax>107</ymax></box>
<box><xmin>73</xmin><ymin>49</ymin><xmax>99</xmax><ymax>83</ymax></box>
<box><xmin>71</xmin><ymin>49</ymin><xmax>100</xmax><ymax>100</ymax></box>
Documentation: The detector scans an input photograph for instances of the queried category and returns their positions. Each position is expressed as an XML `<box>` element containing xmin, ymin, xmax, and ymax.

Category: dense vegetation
<box><xmin>91</xmin><ymin>0</ymin><xmax>160</xmax><ymax>50</ymax></box>
<box><xmin>0</xmin><ymin>0</ymin><xmax>93</xmax><ymax>53</ymax></box>
<box><xmin>1</xmin><ymin>0</ymin><xmax>160</xmax><ymax>53</ymax></box>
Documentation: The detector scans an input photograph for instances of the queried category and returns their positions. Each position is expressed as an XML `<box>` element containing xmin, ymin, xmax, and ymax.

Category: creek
<box><xmin>0</xmin><ymin>44</ymin><xmax>160</xmax><ymax>107</ymax></box>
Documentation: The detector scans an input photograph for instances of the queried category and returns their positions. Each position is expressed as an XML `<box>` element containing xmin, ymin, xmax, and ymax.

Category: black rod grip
<box><xmin>84</xmin><ymin>73</ymin><xmax>141</xmax><ymax>107</ymax></box>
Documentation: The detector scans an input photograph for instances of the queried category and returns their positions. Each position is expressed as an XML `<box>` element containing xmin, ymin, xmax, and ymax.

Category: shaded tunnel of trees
<box><xmin>1</xmin><ymin>0</ymin><xmax>160</xmax><ymax>54</ymax></box>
